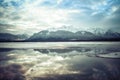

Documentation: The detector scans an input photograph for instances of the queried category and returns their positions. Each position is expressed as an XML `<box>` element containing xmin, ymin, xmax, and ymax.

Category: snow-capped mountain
<box><xmin>28</xmin><ymin>30</ymin><xmax>120</xmax><ymax>41</ymax></box>
<box><xmin>1</xmin><ymin>29</ymin><xmax>120</xmax><ymax>42</ymax></box>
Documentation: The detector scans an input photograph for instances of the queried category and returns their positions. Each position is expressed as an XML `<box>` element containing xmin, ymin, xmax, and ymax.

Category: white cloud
<box><xmin>7</xmin><ymin>2</ymin><xmax>81</xmax><ymax>34</ymax></box>
<box><xmin>111</xmin><ymin>6</ymin><xmax>118</xmax><ymax>13</ymax></box>
<box><xmin>0</xmin><ymin>0</ymin><xmax>120</xmax><ymax>34</ymax></box>
<box><xmin>57</xmin><ymin>0</ymin><xmax>63</xmax><ymax>4</ymax></box>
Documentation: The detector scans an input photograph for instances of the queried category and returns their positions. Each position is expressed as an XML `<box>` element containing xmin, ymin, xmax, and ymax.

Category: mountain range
<box><xmin>27</xmin><ymin>30</ymin><xmax>120</xmax><ymax>41</ymax></box>
<box><xmin>0</xmin><ymin>30</ymin><xmax>120</xmax><ymax>42</ymax></box>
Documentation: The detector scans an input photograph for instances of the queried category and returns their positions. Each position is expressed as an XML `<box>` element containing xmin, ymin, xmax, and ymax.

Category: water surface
<box><xmin>0</xmin><ymin>42</ymin><xmax>120</xmax><ymax>80</ymax></box>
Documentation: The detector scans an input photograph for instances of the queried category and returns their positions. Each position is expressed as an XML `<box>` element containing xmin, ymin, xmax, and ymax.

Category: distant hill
<box><xmin>0</xmin><ymin>33</ymin><xmax>28</xmax><ymax>42</ymax></box>
<box><xmin>27</xmin><ymin>30</ymin><xmax>120</xmax><ymax>41</ymax></box>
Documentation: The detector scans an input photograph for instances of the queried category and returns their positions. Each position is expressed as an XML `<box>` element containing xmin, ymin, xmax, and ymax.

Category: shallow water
<box><xmin>0</xmin><ymin>42</ymin><xmax>120</xmax><ymax>80</ymax></box>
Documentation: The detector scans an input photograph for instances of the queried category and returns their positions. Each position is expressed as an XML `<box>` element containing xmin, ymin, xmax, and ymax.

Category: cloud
<box><xmin>0</xmin><ymin>23</ymin><xmax>16</xmax><ymax>33</ymax></box>
<box><xmin>0</xmin><ymin>0</ymin><xmax>120</xmax><ymax>35</ymax></box>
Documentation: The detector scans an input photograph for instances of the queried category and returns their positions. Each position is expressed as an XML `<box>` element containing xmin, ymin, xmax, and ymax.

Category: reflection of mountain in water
<box><xmin>34</xmin><ymin>47</ymin><xmax>91</xmax><ymax>54</ymax></box>
<box><xmin>34</xmin><ymin>46</ymin><xmax>120</xmax><ymax>59</ymax></box>
<box><xmin>34</xmin><ymin>47</ymin><xmax>120</xmax><ymax>54</ymax></box>
<box><xmin>0</xmin><ymin>48</ymin><xmax>13</xmax><ymax>52</ymax></box>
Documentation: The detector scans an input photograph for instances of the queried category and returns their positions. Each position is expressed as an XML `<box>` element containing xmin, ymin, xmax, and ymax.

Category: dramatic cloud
<box><xmin>0</xmin><ymin>0</ymin><xmax>120</xmax><ymax>35</ymax></box>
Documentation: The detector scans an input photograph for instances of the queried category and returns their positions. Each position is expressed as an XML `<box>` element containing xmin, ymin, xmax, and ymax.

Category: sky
<box><xmin>0</xmin><ymin>0</ymin><xmax>120</xmax><ymax>35</ymax></box>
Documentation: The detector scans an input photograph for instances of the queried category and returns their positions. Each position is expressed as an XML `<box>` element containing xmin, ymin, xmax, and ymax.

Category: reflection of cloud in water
<box><xmin>0</xmin><ymin>49</ymin><xmax>120</xmax><ymax>80</ymax></box>
<box><xmin>0</xmin><ymin>64</ymin><xmax>26</xmax><ymax>80</ymax></box>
